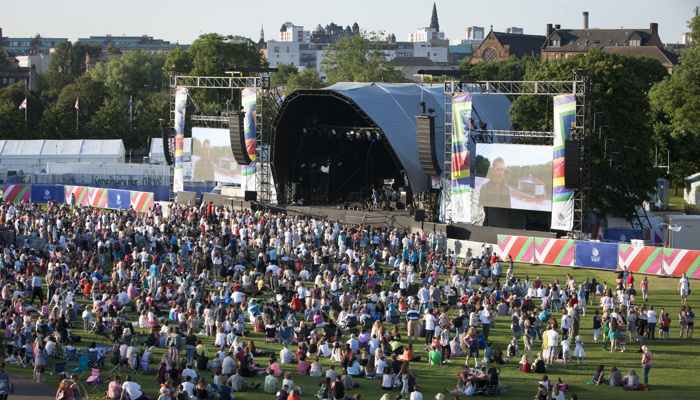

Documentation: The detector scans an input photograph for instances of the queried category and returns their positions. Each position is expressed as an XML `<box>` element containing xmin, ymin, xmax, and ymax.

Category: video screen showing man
<box><xmin>193</xmin><ymin>139</ymin><xmax>215</xmax><ymax>181</ymax></box>
<box><xmin>478</xmin><ymin>157</ymin><xmax>511</xmax><ymax>208</ymax></box>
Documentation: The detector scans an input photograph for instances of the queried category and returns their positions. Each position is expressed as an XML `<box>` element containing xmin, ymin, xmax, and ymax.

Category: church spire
<box><xmin>260</xmin><ymin>24</ymin><xmax>265</xmax><ymax>42</ymax></box>
<box><xmin>429</xmin><ymin>2</ymin><xmax>439</xmax><ymax>32</ymax></box>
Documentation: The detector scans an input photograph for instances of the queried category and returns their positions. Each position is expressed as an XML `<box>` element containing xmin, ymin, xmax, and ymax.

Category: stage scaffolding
<box><xmin>435</xmin><ymin>70</ymin><xmax>650</xmax><ymax>236</ymax></box>
<box><xmin>168</xmin><ymin>70</ymin><xmax>280</xmax><ymax>204</ymax></box>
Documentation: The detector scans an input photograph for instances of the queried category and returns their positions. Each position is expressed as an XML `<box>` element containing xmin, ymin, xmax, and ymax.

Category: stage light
<box><xmin>302</xmin><ymin>128</ymin><xmax>308</xmax><ymax>133</ymax></box>
<box><xmin>300</xmin><ymin>163</ymin><xmax>306</xmax><ymax>168</ymax></box>
<box><xmin>470</xmin><ymin>119</ymin><xmax>478</xmax><ymax>130</ymax></box>
<box><xmin>511</xmin><ymin>123</ymin><xmax>520</xmax><ymax>131</ymax></box>
<box><xmin>311</xmin><ymin>163</ymin><xmax>317</xmax><ymax>168</ymax></box>
<box><xmin>478</xmin><ymin>122</ymin><xmax>488</xmax><ymax>130</ymax></box>
<box><xmin>332</xmin><ymin>129</ymin><xmax>336</xmax><ymax>135</ymax></box>
<box><xmin>365</xmin><ymin>131</ymin><xmax>372</xmax><ymax>140</ymax></box>
<box><xmin>337</xmin><ymin>161</ymin><xmax>342</xmax><ymax>167</ymax></box>
<box><xmin>428</xmin><ymin>108</ymin><xmax>435</xmax><ymax>114</ymax></box>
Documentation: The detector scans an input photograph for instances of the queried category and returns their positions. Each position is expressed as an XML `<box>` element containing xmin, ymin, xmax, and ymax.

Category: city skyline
<box><xmin>1</xmin><ymin>0</ymin><xmax>694</xmax><ymax>45</ymax></box>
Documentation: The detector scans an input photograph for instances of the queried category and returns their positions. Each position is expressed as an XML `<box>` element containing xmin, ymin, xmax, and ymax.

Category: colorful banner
<box><xmin>589</xmin><ymin>225</ymin><xmax>604</xmax><ymax>240</ymax></box>
<box><xmin>618</xmin><ymin>244</ymin><xmax>663</xmax><ymax>274</ymax></box>
<box><xmin>64</xmin><ymin>185</ymin><xmax>90</xmax><ymax>206</ymax></box>
<box><xmin>575</xmin><ymin>241</ymin><xmax>618</xmax><ymax>270</ymax></box>
<box><xmin>173</xmin><ymin>87</ymin><xmax>188</xmax><ymax>193</ymax></box>
<box><xmin>450</xmin><ymin>94</ymin><xmax>473</xmax><ymax>223</ymax></box>
<box><xmin>663</xmin><ymin>248</ymin><xmax>700</xmax><ymax>278</ymax></box>
<box><xmin>108</xmin><ymin>189</ymin><xmax>131</xmax><ymax>210</ymax></box>
<box><xmin>645</xmin><ymin>229</ymin><xmax>663</xmax><ymax>245</ymax></box>
<box><xmin>30</xmin><ymin>185</ymin><xmax>64</xmax><ymax>203</ymax></box>
<box><xmin>1</xmin><ymin>185</ymin><xmax>31</xmax><ymax>203</ymax></box>
<box><xmin>241</xmin><ymin>88</ymin><xmax>257</xmax><ymax>193</ymax></box>
<box><xmin>550</xmin><ymin>94</ymin><xmax>576</xmax><ymax>231</ymax></box>
<box><xmin>88</xmin><ymin>187</ymin><xmax>108</xmax><ymax>208</ymax></box>
<box><xmin>604</xmin><ymin>228</ymin><xmax>644</xmax><ymax>243</ymax></box>
<box><xmin>534</xmin><ymin>238</ymin><xmax>575</xmax><ymax>266</ymax></box>
<box><xmin>130</xmin><ymin>191</ymin><xmax>154</xmax><ymax>213</ymax></box>
<box><xmin>497</xmin><ymin>235</ymin><xmax>534</xmax><ymax>263</ymax></box>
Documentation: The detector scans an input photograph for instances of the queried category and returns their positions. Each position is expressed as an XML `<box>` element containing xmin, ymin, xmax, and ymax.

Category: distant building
<box><xmin>0</xmin><ymin>57</ymin><xmax>29</xmax><ymax>89</ymax></box>
<box><xmin>390</xmin><ymin>56</ymin><xmax>451</xmax><ymax>82</ymax></box>
<box><xmin>465</xmin><ymin>26</ymin><xmax>485</xmax><ymax>41</ymax></box>
<box><xmin>0</xmin><ymin>28</ymin><xmax>69</xmax><ymax>56</ymax></box>
<box><xmin>408</xmin><ymin>3</ymin><xmax>445</xmax><ymax>42</ymax></box>
<box><xmin>504</xmin><ymin>27</ymin><xmax>524</xmax><ymax>35</ymax></box>
<box><xmin>279</xmin><ymin>22</ymin><xmax>310</xmax><ymax>43</ymax></box>
<box><xmin>77</xmin><ymin>34</ymin><xmax>187</xmax><ymax>54</ymax></box>
<box><xmin>16</xmin><ymin>54</ymin><xmax>51</xmax><ymax>74</ymax></box>
<box><xmin>471</xmin><ymin>27</ymin><xmax>545</xmax><ymax>63</ymax></box>
<box><xmin>681</xmin><ymin>32</ymin><xmax>692</xmax><ymax>44</ymax></box>
<box><xmin>601</xmin><ymin>45</ymin><xmax>679</xmax><ymax>74</ymax></box>
<box><xmin>449</xmin><ymin>44</ymin><xmax>473</xmax><ymax>65</ymax></box>
<box><xmin>310</xmin><ymin>22</ymin><xmax>357</xmax><ymax>43</ymax></box>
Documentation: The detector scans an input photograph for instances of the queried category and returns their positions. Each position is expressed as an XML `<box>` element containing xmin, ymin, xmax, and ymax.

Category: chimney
<box><xmin>547</xmin><ymin>23</ymin><xmax>553</xmax><ymax>37</ymax></box>
<box><xmin>583</xmin><ymin>12</ymin><xmax>589</xmax><ymax>29</ymax></box>
<box><xmin>555</xmin><ymin>24</ymin><xmax>561</xmax><ymax>30</ymax></box>
<box><xmin>650</xmin><ymin>22</ymin><xmax>658</xmax><ymax>36</ymax></box>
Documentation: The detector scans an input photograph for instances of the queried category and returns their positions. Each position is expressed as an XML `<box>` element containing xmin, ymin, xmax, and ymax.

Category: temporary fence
<box><xmin>0</xmin><ymin>184</ymin><xmax>154</xmax><ymax>213</ymax></box>
<box><xmin>497</xmin><ymin>233</ymin><xmax>697</xmax><ymax>278</ymax></box>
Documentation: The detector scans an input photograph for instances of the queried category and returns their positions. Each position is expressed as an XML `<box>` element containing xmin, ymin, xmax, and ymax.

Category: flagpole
<box><xmin>130</xmin><ymin>96</ymin><xmax>133</xmax><ymax>133</ymax></box>
<box><xmin>76</xmin><ymin>107</ymin><xmax>79</xmax><ymax>135</ymax></box>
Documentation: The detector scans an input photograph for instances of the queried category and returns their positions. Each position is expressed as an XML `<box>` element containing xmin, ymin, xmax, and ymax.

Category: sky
<box><xmin>1</xmin><ymin>0</ymin><xmax>695</xmax><ymax>45</ymax></box>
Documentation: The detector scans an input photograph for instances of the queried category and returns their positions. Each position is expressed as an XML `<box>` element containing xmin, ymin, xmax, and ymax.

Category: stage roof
<box><xmin>321</xmin><ymin>82</ymin><xmax>513</xmax><ymax>193</ymax></box>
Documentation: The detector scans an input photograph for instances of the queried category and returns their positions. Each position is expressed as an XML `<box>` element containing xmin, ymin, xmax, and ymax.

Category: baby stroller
<box><xmin>473</xmin><ymin>367</ymin><xmax>502</xmax><ymax>396</ymax></box>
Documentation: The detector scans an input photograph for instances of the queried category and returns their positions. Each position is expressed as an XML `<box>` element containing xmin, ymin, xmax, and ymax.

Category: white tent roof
<box><xmin>149</xmin><ymin>137</ymin><xmax>192</xmax><ymax>163</ymax></box>
<box><xmin>0</xmin><ymin>140</ymin><xmax>125</xmax><ymax>158</ymax></box>
<box><xmin>325</xmin><ymin>82</ymin><xmax>512</xmax><ymax>193</ymax></box>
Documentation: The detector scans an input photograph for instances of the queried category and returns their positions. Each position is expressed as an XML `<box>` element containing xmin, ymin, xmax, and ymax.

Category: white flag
<box><xmin>19</xmin><ymin>98</ymin><xmax>27</xmax><ymax>110</ymax></box>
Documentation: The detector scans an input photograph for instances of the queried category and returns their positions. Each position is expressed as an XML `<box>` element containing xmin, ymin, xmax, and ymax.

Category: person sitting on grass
<box><xmin>623</xmin><ymin>368</ymin><xmax>640</xmax><ymax>389</ymax></box>
<box><xmin>594</xmin><ymin>365</ymin><xmax>607</xmax><ymax>386</ymax></box>
<box><xmin>264</xmin><ymin>368</ymin><xmax>278</xmax><ymax>394</ymax></box>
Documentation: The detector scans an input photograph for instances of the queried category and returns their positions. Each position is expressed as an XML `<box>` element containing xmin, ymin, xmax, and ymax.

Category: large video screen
<box><xmin>191</xmin><ymin>128</ymin><xmax>241</xmax><ymax>184</ymax></box>
<box><xmin>474</xmin><ymin>143</ymin><xmax>553</xmax><ymax>212</ymax></box>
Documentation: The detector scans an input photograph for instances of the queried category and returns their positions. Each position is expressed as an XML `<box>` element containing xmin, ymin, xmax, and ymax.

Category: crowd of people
<box><xmin>0</xmin><ymin>199</ymin><xmax>693</xmax><ymax>400</ymax></box>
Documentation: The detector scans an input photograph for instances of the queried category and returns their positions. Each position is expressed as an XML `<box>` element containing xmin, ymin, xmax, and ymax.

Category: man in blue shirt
<box><xmin>406</xmin><ymin>304</ymin><xmax>420</xmax><ymax>343</ymax></box>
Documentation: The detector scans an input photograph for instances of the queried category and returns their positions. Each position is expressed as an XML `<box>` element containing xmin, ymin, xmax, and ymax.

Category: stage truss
<box><xmin>168</xmin><ymin>72</ymin><xmax>281</xmax><ymax>204</ymax></box>
<box><xmin>441</xmin><ymin>70</ymin><xmax>651</xmax><ymax>236</ymax></box>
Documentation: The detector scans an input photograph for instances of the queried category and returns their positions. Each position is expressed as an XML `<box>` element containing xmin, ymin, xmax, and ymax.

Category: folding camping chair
<box><xmin>49</xmin><ymin>361</ymin><xmax>67</xmax><ymax>383</ymax></box>
<box><xmin>85</xmin><ymin>368</ymin><xmax>108</xmax><ymax>393</ymax></box>
<box><xmin>71</xmin><ymin>356</ymin><xmax>89</xmax><ymax>379</ymax></box>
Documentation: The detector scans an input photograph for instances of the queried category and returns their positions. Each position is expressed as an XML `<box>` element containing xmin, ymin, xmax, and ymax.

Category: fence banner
<box><xmin>534</xmin><ymin>238</ymin><xmax>575</xmax><ymax>266</ymax></box>
<box><xmin>618</xmin><ymin>244</ymin><xmax>663</xmax><ymax>274</ymax></box>
<box><xmin>108</xmin><ymin>189</ymin><xmax>131</xmax><ymax>210</ymax></box>
<box><xmin>130</xmin><ymin>191</ymin><xmax>154</xmax><ymax>213</ymax></box>
<box><xmin>88</xmin><ymin>187</ymin><xmax>109</xmax><ymax>208</ymax></box>
<box><xmin>1</xmin><ymin>184</ymin><xmax>31</xmax><ymax>203</ymax></box>
<box><xmin>550</xmin><ymin>94</ymin><xmax>576</xmax><ymax>231</ymax></box>
<box><xmin>173</xmin><ymin>87</ymin><xmax>188</xmax><ymax>193</ymax></box>
<box><xmin>497</xmin><ymin>235</ymin><xmax>534</xmax><ymax>263</ymax></box>
<box><xmin>604</xmin><ymin>228</ymin><xmax>644</xmax><ymax>243</ymax></box>
<box><xmin>663</xmin><ymin>248</ymin><xmax>700</xmax><ymax>278</ymax></box>
<box><xmin>64</xmin><ymin>185</ymin><xmax>90</xmax><ymax>206</ymax></box>
<box><xmin>589</xmin><ymin>225</ymin><xmax>604</xmax><ymax>240</ymax></box>
<box><xmin>450</xmin><ymin>94</ymin><xmax>474</xmax><ymax>223</ymax></box>
<box><xmin>241</xmin><ymin>88</ymin><xmax>257</xmax><ymax>193</ymax></box>
<box><xmin>575</xmin><ymin>241</ymin><xmax>618</xmax><ymax>270</ymax></box>
<box><xmin>30</xmin><ymin>185</ymin><xmax>63</xmax><ymax>203</ymax></box>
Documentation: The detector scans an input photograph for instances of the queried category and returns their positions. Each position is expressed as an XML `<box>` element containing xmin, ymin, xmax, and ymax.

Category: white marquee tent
<box><xmin>0</xmin><ymin>139</ymin><xmax>126</xmax><ymax>174</ymax></box>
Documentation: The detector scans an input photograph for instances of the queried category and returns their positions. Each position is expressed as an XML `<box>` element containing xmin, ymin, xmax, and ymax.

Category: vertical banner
<box><xmin>241</xmin><ymin>88</ymin><xmax>257</xmax><ymax>193</ymax></box>
<box><xmin>173</xmin><ymin>87</ymin><xmax>188</xmax><ymax>193</ymax></box>
<box><xmin>450</xmin><ymin>94</ymin><xmax>473</xmax><ymax>223</ymax></box>
<box><xmin>550</xmin><ymin>94</ymin><xmax>576</xmax><ymax>231</ymax></box>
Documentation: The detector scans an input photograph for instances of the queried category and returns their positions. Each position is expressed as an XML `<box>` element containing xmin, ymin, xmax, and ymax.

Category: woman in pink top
<box><xmin>641</xmin><ymin>345</ymin><xmax>652</xmax><ymax>385</ymax></box>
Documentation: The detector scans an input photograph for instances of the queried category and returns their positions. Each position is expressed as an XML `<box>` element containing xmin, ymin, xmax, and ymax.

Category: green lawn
<box><xmin>6</xmin><ymin>262</ymin><xmax>698</xmax><ymax>400</ymax></box>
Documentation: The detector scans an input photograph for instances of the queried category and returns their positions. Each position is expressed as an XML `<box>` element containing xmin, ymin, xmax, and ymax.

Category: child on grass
<box><xmin>662</xmin><ymin>313</ymin><xmax>671</xmax><ymax>339</ymax></box>
<box><xmin>560</xmin><ymin>336</ymin><xmax>571</xmax><ymax>367</ymax></box>
<box><xmin>573</xmin><ymin>335</ymin><xmax>585</xmax><ymax>364</ymax></box>
<box><xmin>592</xmin><ymin>310</ymin><xmax>601</xmax><ymax>343</ymax></box>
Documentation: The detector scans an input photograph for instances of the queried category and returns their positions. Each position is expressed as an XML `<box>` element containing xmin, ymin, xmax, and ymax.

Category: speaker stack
<box><xmin>416</xmin><ymin>115</ymin><xmax>441</xmax><ymax>176</ymax></box>
<box><xmin>162</xmin><ymin>127</ymin><xmax>173</xmax><ymax>166</ymax></box>
<box><xmin>564</xmin><ymin>139</ymin><xmax>581</xmax><ymax>189</ymax></box>
<box><xmin>229</xmin><ymin>112</ymin><xmax>251</xmax><ymax>165</ymax></box>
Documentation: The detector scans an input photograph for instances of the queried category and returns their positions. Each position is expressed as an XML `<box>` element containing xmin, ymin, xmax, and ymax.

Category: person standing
<box><xmin>29</xmin><ymin>271</ymin><xmax>45</xmax><ymax>306</ymax></box>
<box><xmin>406</xmin><ymin>303</ymin><xmax>420</xmax><ymax>344</ymax></box>
<box><xmin>641</xmin><ymin>345</ymin><xmax>652</xmax><ymax>386</ymax></box>
<box><xmin>423</xmin><ymin>309</ymin><xmax>437</xmax><ymax>345</ymax></box>
<box><xmin>0</xmin><ymin>362</ymin><xmax>12</xmax><ymax>400</ymax></box>
<box><xmin>678</xmin><ymin>273</ymin><xmax>690</xmax><ymax>305</ymax></box>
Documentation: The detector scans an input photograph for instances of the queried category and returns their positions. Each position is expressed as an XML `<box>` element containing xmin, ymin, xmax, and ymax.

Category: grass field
<box><xmin>5</xmin><ymin>262</ymin><xmax>698</xmax><ymax>400</ymax></box>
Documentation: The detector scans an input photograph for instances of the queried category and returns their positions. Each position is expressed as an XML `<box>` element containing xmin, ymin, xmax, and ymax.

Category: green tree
<box><xmin>0</xmin><ymin>83</ymin><xmax>44</xmax><ymax>139</ymax></box>
<box><xmin>40</xmin><ymin>75</ymin><xmax>107</xmax><ymax>138</ymax></box>
<box><xmin>133</xmin><ymin>92</ymin><xmax>170</xmax><ymax>149</ymax></box>
<box><xmin>163</xmin><ymin>46</ymin><xmax>194</xmax><ymax>75</ymax></box>
<box><xmin>649</xmin><ymin>8</ymin><xmax>700</xmax><ymax>192</ymax></box>
<box><xmin>511</xmin><ymin>50</ymin><xmax>667</xmax><ymax>220</ymax></box>
<box><xmin>105</xmin><ymin>42</ymin><xmax>122</xmax><ymax>55</ymax></box>
<box><xmin>286</xmin><ymin>68</ymin><xmax>323</xmax><ymax>94</ymax></box>
<box><xmin>89</xmin><ymin>50</ymin><xmax>167</xmax><ymax>99</ymax></box>
<box><xmin>270</xmin><ymin>63</ymin><xmax>299</xmax><ymax>85</ymax></box>
<box><xmin>459</xmin><ymin>54</ymin><xmax>541</xmax><ymax>81</ymax></box>
<box><xmin>44</xmin><ymin>41</ymin><xmax>102</xmax><ymax>93</ymax></box>
<box><xmin>321</xmin><ymin>30</ymin><xmax>405</xmax><ymax>85</ymax></box>
<box><xmin>187</xmin><ymin>33</ymin><xmax>266</xmax><ymax>76</ymax></box>
<box><xmin>84</xmin><ymin>95</ymin><xmax>130</xmax><ymax>141</ymax></box>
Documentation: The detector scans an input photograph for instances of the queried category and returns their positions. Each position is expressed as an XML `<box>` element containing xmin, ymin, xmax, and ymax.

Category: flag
<box><xmin>75</xmin><ymin>97</ymin><xmax>79</xmax><ymax>111</ymax></box>
<box><xmin>128</xmin><ymin>96</ymin><xmax>132</xmax><ymax>109</ymax></box>
<box><xmin>19</xmin><ymin>98</ymin><xmax>27</xmax><ymax>110</ymax></box>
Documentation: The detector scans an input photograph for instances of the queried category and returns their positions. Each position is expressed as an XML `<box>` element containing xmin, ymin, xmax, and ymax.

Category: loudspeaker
<box><xmin>564</xmin><ymin>139</ymin><xmax>581</xmax><ymax>189</ymax></box>
<box><xmin>229</xmin><ymin>112</ymin><xmax>251</xmax><ymax>165</ymax></box>
<box><xmin>416</xmin><ymin>115</ymin><xmax>441</xmax><ymax>176</ymax></box>
<box><xmin>162</xmin><ymin>127</ymin><xmax>173</xmax><ymax>166</ymax></box>
<box><xmin>414</xmin><ymin>209</ymin><xmax>425</xmax><ymax>222</ymax></box>
<box><xmin>244</xmin><ymin>191</ymin><xmax>257</xmax><ymax>202</ymax></box>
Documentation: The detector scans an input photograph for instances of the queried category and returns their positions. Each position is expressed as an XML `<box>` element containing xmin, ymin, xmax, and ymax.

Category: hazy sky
<box><xmin>2</xmin><ymin>0</ymin><xmax>695</xmax><ymax>45</ymax></box>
